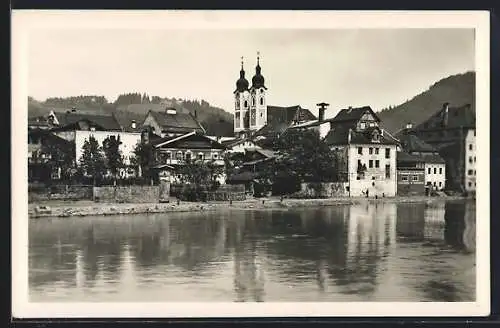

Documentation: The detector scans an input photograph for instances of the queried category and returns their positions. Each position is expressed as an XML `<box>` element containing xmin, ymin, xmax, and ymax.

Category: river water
<box><xmin>29</xmin><ymin>200</ymin><xmax>476</xmax><ymax>302</ymax></box>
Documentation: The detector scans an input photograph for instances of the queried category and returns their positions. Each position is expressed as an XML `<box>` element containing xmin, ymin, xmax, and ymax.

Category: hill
<box><xmin>377</xmin><ymin>71</ymin><xmax>475</xmax><ymax>133</ymax></box>
<box><xmin>27</xmin><ymin>94</ymin><xmax>235</xmax><ymax>137</ymax></box>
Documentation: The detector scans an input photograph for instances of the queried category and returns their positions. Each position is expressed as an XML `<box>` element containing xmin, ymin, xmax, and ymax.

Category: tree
<box><xmin>131</xmin><ymin>141</ymin><xmax>154</xmax><ymax>183</ymax></box>
<box><xmin>271</xmin><ymin>129</ymin><xmax>340</xmax><ymax>183</ymax></box>
<box><xmin>39</xmin><ymin>134</ymin><xmax>76</xmax><ymax>182</ymax></box>
<box><xmin>179</xmin><ymin>158</ymin><xmax>224</xmax><ymax>189</ymax></box>
<box><xmin>103</xmin><ymin>135</ymin><xmax>124</xmax><ymax>185</ymax></box>
<box><xmin>79</xmin><ymin>135</ymin><xmax>106</xmax><ymax>185</ymax></box>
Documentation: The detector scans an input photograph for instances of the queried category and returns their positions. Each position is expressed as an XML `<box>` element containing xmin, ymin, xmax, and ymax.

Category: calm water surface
<box><xmin>29</xmin><ymin>200</ymin><xmax>476</xmax><ymax>302</ymax></box>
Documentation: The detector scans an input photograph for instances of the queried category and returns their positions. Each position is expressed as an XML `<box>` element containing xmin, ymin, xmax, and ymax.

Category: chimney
<box><xmin>405</xmin><ymin>122</ymin><xmax>413</xmax><ymax>130</ymax></box>
<box><xmin>131</xmin><ymin>120</ymin><xmax>137</xmax><ymax>129</ymax></box>
<box><xmin>166</xmin><ymin>107</ymin><xmax>177</xmax><ymax>115</ymax></box>
<box><xmin>347</xmin><ymin>106</ymin><xmax>353</xmax><ymax>113</ymax></box>
<box><xmin>316</xmin><ymin>102</ymin><xmax>330</xmax><ymax>122</ymax></box>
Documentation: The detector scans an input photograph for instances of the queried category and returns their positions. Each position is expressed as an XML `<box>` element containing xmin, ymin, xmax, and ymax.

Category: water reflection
<box><xmin>29</xmin><ymin>200</ymin><xmax>476</xmax><ymax>302</ymax></box>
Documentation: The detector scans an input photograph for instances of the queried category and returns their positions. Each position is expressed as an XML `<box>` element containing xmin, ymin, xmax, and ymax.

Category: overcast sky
<box><xmin>28</xmin><ymin>28</ymin><xmax>474</xmax><ymax>116</ymax></box>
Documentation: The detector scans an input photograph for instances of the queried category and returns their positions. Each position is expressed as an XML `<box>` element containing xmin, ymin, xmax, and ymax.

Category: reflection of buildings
<box><xmin>232</xmin><ymin>210</ymin><xmax>265</xmax><ymax>302</ymax></box>
<box><xmin>339</xmin><ymin>203</ymin><xmax>396</xmax><ymax>295</ymax></box>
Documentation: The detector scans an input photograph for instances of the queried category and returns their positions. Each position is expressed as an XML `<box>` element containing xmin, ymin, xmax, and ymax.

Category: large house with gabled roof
<box><xmin>142</xmin><ymin>107</ymin><xmax>205</xmax><ymax>138</ymax></box>
<box><xmin>324</xmin><ymin>106</ymin><xmax>399</xmax><ymax>197</ymax></box>
<box><xmin>410</xmin><ymin>102</ymin><xmax>476</xmax><ymax>193</ymax></box>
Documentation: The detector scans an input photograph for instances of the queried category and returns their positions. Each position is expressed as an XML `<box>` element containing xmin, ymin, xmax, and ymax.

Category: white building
<box><xmin>396</xmin><ymin>125</ymin><xmax>447</xmax><ymax>191</ymax></box>
<box><xmin>75</xmin><ymin>130</ymin><xmax>141</xmax><ymax>166</ymax></box>
<box><xmin>325</xmin><ymin>106</ymin><xmax>399</xmax><ymax>197</ymax></box>
<box><xmin>464</xmin><ymin>128</ymin><xmax>476</xmax><ymax>192</ymax></box>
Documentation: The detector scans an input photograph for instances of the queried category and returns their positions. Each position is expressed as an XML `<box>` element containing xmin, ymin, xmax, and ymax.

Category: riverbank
<box><xmin>28</xmin><ymin>195</ymin><xmax>473</xmax><ymax>219</ymax></box>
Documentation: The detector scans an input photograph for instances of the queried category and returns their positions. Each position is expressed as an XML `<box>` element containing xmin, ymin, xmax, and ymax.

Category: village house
<box><xmin>396</xmin><ymin>151</ymin><xmax>426</xmax><ymax>196</ymax></box>
<box><xmin>396</xmin><ymin>123</ymin><xmax>446</xmax><ymax>191</ymax></box>
<box><xmin>410</xmin><ymin>102</ymin><xmax>476</xmax><ymax>193</ymax></box>
<box><xmin>221</xmin><ymin>138</ymin><xmax>262</xmax><ymax>154</ymax></box>
<box><xmin>142</xmin><ymin>107</ymin><xmax>205</xmax><ymax>138</ymax></box>
<box><xmin>324</xmin><ymin>106</ymin><xmax>399</xmax><ymax>197</ymax></box>
<box><xmin>145</xmin><ymin>130</ymin><xmax>227</xmax><ymax>184</ymax></box>
<box><xmin>28</xmin><ymin>109</ymin><xmax>143</xmax><ymax>179</ymax></box>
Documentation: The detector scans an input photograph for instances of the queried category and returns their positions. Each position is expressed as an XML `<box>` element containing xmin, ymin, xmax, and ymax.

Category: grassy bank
<box><xmin>28</xmin><ymin>195</ymin><xmax>472</xmax><ymax>219</ymax></box>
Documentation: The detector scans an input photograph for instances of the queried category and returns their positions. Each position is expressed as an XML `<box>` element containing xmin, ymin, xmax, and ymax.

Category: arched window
<box><xmin>260</xmin><ymin>97</ymin><xmax>264</xmax><ymax>105</ymax></box>
<box><xmin>244</xmin><ymin>100</ymin><xmax>248</xmax><ymax>108</ymax></box>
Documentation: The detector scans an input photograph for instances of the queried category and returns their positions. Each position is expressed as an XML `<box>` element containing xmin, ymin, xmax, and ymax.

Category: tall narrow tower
<box><xmin>250</xmin><ymin>51</ymin><xmax>267</xmax><ymax>131</ymax></box>
<box><xmin>234</xmin><ymin>57</ymin><xmax>250</xmax><ymax>137</ymax></box>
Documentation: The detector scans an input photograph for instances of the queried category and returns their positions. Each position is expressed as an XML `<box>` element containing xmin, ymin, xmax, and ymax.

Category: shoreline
<box><xmin>29</xmin><ymin>195</ymin><xmax>473</xmax><ymax>219</ymax></box>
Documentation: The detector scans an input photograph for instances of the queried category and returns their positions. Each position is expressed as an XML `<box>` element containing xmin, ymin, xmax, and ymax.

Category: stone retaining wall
<box><xmin>93</xmin><ymin>186</ymin><xmax>160</xmax><ymax>203</ymax></box>
<box><xmin>300</xmin><ymin>182</ymin><xmax>349</xmax><ymax>198</ymax></box>
<box><xmin>28</xmin><ymin>185</ymin><xmax>93</xmax><ymax>202</ymax></box>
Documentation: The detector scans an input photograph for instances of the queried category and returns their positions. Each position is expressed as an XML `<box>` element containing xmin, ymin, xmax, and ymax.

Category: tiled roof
<box><xmin>149</xmin><ymin>110</ymin><xmax>205</xmax><ymax>134</ymax></box>
<box><xmin>330</xmin><ymin>106</ymin><xmax>380</xmax><ymax>123</ymax></box>
<box><xmin>396</xmin><ymin>131</ymin><xmax>437</xmax><ymax>153</ymax></box>
<box><xmin>55</xmin><ymin>112</ymin><xmax>122</xmax><ymax>131</ymax></box>
<box><xmin>255</xmin><ymin>105</ymin><xmax>316</xmax><ymax>137</ymax></box>
<box><xmin>113</xmin><ymin>111</ymin><xmax>145</xmax><ymax>133</ymax></box>
<box><xmin>414</xmin><ymin>103</ymin><xmax>475</xmax><ymax>131</ymax></box>
<box><xmin>397</xmin><ymin>151</ymin><xmax>424</xmax><ymax>164</ymax></box>
<box><xmin>151</xmin><ymin>131</ymin><xmax>225</xmax><ymax>150</ymax></box>
<box><xmin>324</xmin><ymin>124</ymin><xmax>399</xmax><ymax>146</ymax></box>
<box><xmin>421</xmin><ymin>153</ymin><xmax>446</xmax><ymax>164</ymax></box>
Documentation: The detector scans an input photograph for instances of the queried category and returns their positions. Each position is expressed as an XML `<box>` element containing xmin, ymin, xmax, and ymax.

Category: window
<box><xmin>439</xmin><ymin>182</ymin><xmax>442</xmax><ymax>187</ymax></box>
<box><xmin>439</xmin><ymin>167</ymin><xmax>442</xmax><ymax>174</ymax></box>
<box><xmin>469</xmin><ymin>156</ymin><xmax>473</xmax><ymax>163</ymax></box>
<box><xmin>385</xmin><ymin>164</ymin><xmax>391</xmax><ymax>179</ymax></box>
<box><xmin>358</xmin><ymin>147</ymin><xmax>363</xmax><ymax>155</ymax></box>
<box><xmin>244</xmin><ymin>100</ymin><xmax>248</xmax><ymax>108</ymax></box>
<box><xmin>369</xmin><ymin>147</ymin><xmax>373</xmax><ymax>155</ymax></box>
<box><xmin>360</xmin><ymin>122</ymin><xmax>366</xmax><ymax>129</ymax></box>
<box><xmin>260</xmin><ymin>97</ymin><xmax>264</xmax><ymax>105</ymax></box>
<box><xmin>428</xmin><ymin>167</ymin><xmax>431</xmax><ymax>174</ymax></box>
<box><xmin>90</xmin><ymin>127</ymin><xmax>96</xmax><ymax>131</ymax></box>
<box><xmin>468</xmin><ymin>182</ymin><xmax>472</xmax><ymax>188</ymax></box>
<box><xmin>185</xmin><ymin>152</ymin><xmax>192</xmax><ymax>161</ymax></box>
<box><xmin>433</xmin><ymin>168</ymin><xmax>437</xmax><ymax>174</ymax></box>
<box><xmin>369</xmin><ymin>160</ymin><xmax>373</xmax><ymax>168</ymax></box>
<box><xmin>375</xmin><ymin>148</ymin><xmax>379</xmax><ymax>155</ymax></box>
<box><xmin>165</xmin><ymin>151</ymin><xmax>171</xmax><ymax>160</ymax></box>
<box><xmin>469</xmin><ymin>144</ymin><xmax>473</xmax><ymax>151</ymax></box>
<box><xmin>468</xmin><ymin>169</ymin><xmax>473</xmax><ymax>176</ymax></box>
<box><xmin>198</xmin><ymin>153</ymin><xmax>204</xmax><ymax>160</ymax></box>
<box><xmin>212</xmin><ymin>153</ymin><xmax>219</xmax><ymax>160</ymax></box>
<box><xmin>385</xmin><ymin>148</ymin><xmax>391</xmax><ymax>159</ymax></box>
<box><xmin>375</xmin><ymin>160</ymin><xmax>380</xmax><ymax>168</ymax></box>
<box><xmin>176</xmin><ymin>151</ymin><xmax>183</xmax><ymax>160</ymax></box>
<box><xmin>401</xmin><ymin>176</ymin><xmax>408</xmax><ymax>182</ymax></box>
<box><xmin>412</xmin><ymin>175</ymin><xmax>419</xmax><ymax>182</ymax></box>
<box><xmin>474</xmin><ymin>170</ymin><xmax>476</xmax><ymax>176</ymax></box>
<box><xmin>474</xmin><ymin>156</ymin><xmax>476</xmax><ymax>162</ymax></box>
<box><xmin>357</xmin><ymin>159</ymin><xmax>362</xmax><ymax>167</ymax></box>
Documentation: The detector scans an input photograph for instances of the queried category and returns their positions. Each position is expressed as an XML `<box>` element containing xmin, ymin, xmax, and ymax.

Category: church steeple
<box><xmin>251</xmin><ymin>51</ymin><xmax>265</xmax><ymax>89</ymax></box>
<box><xmin>235</xmin><ymin>56</ymin><xmax>249</xmax><ymax>92</ymax></box>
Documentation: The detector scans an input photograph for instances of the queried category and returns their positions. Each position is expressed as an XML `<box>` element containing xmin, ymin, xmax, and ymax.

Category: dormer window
<box><xmin>360</xmin><ymin>122</ymin><xmax>366</xmax><ymax>129</ymax></box>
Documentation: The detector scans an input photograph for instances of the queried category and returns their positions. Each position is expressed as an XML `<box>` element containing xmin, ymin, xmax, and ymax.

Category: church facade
<box><xmin>233</xmin><ymin>54</ymin><xmax>317</xmax><ymax>141</ymax></box>
<box><xmin>233</xmin><ymin>54</ymin><xmax>268</xmax><ymax>138</ymax></box>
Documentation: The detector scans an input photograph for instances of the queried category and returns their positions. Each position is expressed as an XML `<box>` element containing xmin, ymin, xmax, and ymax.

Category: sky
<box><xmin>28</xmin><ymin>28</ymin><xmax>475</xmax><ymax>116</ymax></box>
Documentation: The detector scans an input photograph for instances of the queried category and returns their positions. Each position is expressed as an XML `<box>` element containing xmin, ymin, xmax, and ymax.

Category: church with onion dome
<box><xmin>232</xmin><ymin>53</ymin><xmax>317</xmax><ymax>140</ymax></box>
